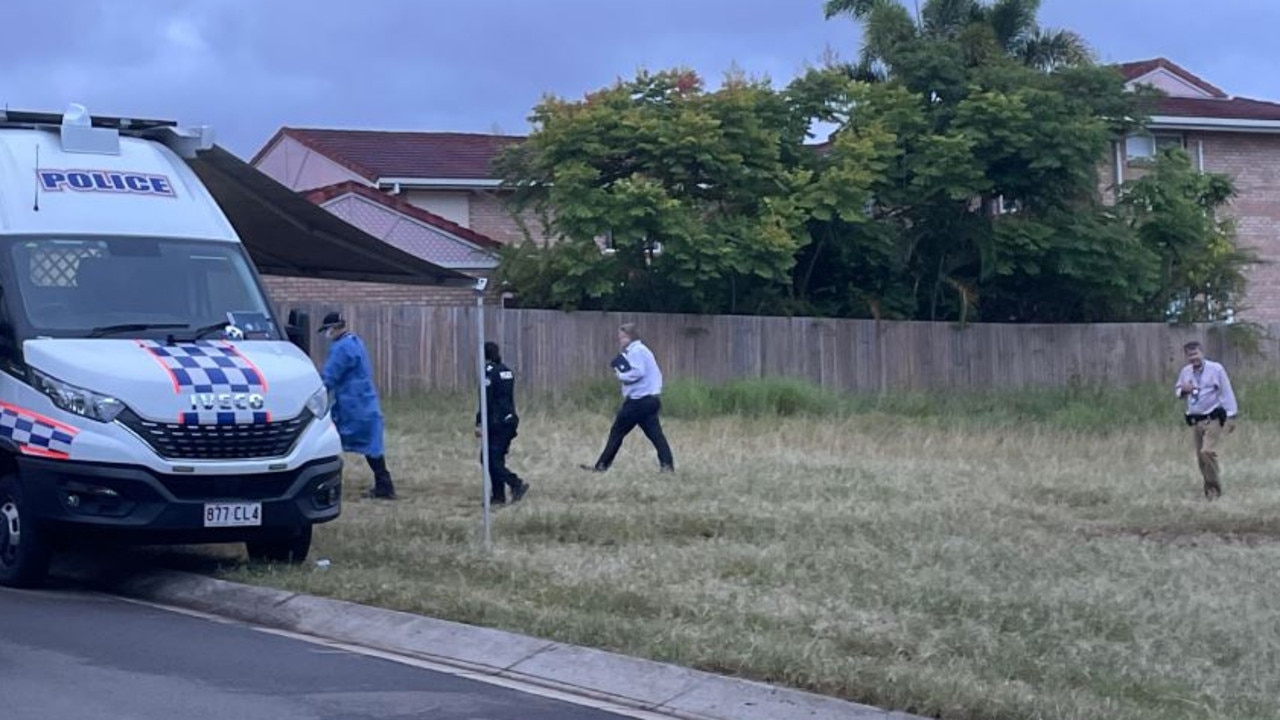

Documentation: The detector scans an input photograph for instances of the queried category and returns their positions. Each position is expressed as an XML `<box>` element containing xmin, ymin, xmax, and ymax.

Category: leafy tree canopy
<box><xmin>496</xmin><ymin>0</ymin><xmax>1254</xmax><ymax>324</ymax></box>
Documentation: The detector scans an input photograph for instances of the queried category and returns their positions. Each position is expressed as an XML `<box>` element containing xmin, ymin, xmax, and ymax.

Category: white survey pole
<box><xmin>474</xmin><ymin>278</ymin><xmax>492</xmax><ymax>548</ymax></box>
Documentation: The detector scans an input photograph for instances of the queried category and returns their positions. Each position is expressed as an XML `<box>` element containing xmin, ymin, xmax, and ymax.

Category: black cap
<box><xmin>317</xmin><ymin>311</ymin><xmax>343</xmax><ymax>333</ymax></box>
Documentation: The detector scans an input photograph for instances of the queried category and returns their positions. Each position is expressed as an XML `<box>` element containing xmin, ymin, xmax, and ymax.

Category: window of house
<box><xmin>1126</xmin><ymin>132</ymin><xmax>1185</xmax><ymax>163</ymax></box>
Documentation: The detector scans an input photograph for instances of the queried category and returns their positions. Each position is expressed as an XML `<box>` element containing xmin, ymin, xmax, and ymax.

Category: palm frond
<box><xmin>824</xmin><ymin>0</ymin><xmax>895</xmax><ymax>20</ymax></box>
<box><xmin>921</xmin><ymin>0</ymin><xmax>982</xmax><ymax>39</ymax></box>
<box><xmin>1020</xmin><ymin>28</ymin><xmax>1094</xmax><ymax>71</ymax></box>
<box><xmin>989</xmin><ymin>0</ymin><xmax>1040</xmax><ymax>51</ymax></box>
<box><xmin>862</xmin><ymin>2</ymin><xmax>920</xmax><ymax>65</ymax></box>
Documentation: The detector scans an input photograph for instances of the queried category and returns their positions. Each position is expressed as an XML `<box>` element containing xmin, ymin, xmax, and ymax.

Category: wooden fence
<box><xmin>283</xmin><ymin>304</ymin><xmax>1280</xmax><ymax>397</ymax></box>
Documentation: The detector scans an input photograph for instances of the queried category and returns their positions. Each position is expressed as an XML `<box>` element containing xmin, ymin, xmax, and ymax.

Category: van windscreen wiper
<box><xmin>187</xmin><ymin>321</ymin><xmax>232</xmax><ymax>341</ymax></box>
<box><xmin>87</xmin><ymin>323</ymin><xmax>188</xmax><ymax>338</ymax></box>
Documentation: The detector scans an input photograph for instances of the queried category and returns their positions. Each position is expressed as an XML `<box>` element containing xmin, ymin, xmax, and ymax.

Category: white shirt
<box><xmin>1174</xmin><ymin>359</ymin><xmax>1237</xmax><ymax>417</ymax></box>
<box><xmin>615</xmin><ymin>340</ymin><xmax>663</xmax><ymax>399</ymax></box>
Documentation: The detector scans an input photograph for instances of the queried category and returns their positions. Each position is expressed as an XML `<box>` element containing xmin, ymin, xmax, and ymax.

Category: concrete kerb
<box><xmin>56</xmin><ymin>563</ymin><xmax>927</xmax><ymax>720</ymax></box>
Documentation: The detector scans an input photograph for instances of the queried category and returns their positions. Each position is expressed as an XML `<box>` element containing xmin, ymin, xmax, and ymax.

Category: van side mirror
<box><xmin>286</xmin><ymin>310</ymin><xmax>310</xmax><ymax>355</ymax></box>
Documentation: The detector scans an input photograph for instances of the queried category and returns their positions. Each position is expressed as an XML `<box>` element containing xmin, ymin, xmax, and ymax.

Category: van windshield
<box><xmin>5</xmin><ymin>237</ymin><xmax>279</xmax><ymax>340</ymax></box>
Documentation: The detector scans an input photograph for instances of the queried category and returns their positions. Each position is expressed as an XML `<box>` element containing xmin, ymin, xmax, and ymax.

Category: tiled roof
<box><xmin>1150</xmin><ymin>95</ymin><xmax>1280</xmax><ymax>122</ymax></box>
<box><xmin>1116</xmin><ymin>58</ymin><xmax>1228</xmax><ymax>98</ymax></box>
<box><xmin>1116</xmin><ymin>57</ymin><xmax>1280</xmax><ymax>122</ymax></box>
<box><xmin>303</xmin><ymin>181</ymin><xmax>502</xmax><ymax>250</ymax></box>
<box><xmin>254</xmin><ymin>128</ymin><xmax>524</xmax><ymax>181</ymax></box>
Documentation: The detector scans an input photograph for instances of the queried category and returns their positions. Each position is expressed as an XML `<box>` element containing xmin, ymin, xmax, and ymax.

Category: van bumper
<box><xmin>16</xmin><ymin>455</ymin><xmax>342</xmax><ymax>544</ymax></box>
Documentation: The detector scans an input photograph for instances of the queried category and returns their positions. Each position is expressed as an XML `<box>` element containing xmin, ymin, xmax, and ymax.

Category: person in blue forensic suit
<box><xmin>319</xmin><ymin>312</ymin><xmax>396</xmax><ymax>500</ymax></box>
<box><xmin>475</xmin><ymin>341</ymin><xmax>529</xmax><ymax>506</ymax></box>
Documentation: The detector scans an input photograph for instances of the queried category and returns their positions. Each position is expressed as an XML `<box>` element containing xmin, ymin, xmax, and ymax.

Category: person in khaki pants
<box><xmin>1174</xmin><ymin>341</ymin><xmax>1238</xmax><ymax>499</ymax></box>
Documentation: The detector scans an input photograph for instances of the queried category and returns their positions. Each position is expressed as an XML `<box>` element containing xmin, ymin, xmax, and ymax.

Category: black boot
<box><xmin>512</xmin><ymin>479</ymin><xmax>530</xmax><ymax>502</ymax></box>
<box><xmin>365</xmin><ymin>456</ymin><xmax>397</xmax><ymax>499</ymax></box>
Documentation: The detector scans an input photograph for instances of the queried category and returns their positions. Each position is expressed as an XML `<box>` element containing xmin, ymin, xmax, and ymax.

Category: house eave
<box><xmin>1148</xmin><ymin>115</ymin><xmax>1280</xmax><ymax>133</ymax></box>
<box><xmin>376</xmin><ymin>177</ymin><xmax>504</xmax><ymax>190</ymax></box>
<box><xmin>440</xmin><ymin>260</ymin><xmax>501</xmax><ymax>271</ymax></box>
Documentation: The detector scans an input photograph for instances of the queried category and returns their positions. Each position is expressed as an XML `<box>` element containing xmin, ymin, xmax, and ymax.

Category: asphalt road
<box><xmin>0</xmin><ymin>585</ymin><xmax>639</xmax><ymax>720</ymax></box>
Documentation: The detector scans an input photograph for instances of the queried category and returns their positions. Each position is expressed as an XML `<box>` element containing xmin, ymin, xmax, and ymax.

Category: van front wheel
<box><xmin>0</xmin><ymin>474</ymin><xmax>51</xmax><ymax>588</ymax></box>
<box><xmin>245</xmin><ymin>525</ymin><xmax>312</xmax><ymax>565</ymax></box>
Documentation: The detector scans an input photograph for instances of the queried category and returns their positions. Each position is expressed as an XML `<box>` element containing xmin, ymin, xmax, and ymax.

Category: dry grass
<box><xmin>199</xmin><ymin>388</ymin><xmax>1280</xmax><ymax>720</ymax></box>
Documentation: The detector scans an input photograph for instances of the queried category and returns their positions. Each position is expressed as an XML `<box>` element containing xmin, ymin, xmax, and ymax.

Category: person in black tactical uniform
<box><xmin>475</xmin><ymin>341</ymin><xmax>530</xmax><ymax>506</ymax></box>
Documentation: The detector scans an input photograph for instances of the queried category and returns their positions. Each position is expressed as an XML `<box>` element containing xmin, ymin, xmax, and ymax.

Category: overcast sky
<box><xmin>4</xmin><ymin>1</ymin><xmax>1279</xmax><ymax>159</ymax></box>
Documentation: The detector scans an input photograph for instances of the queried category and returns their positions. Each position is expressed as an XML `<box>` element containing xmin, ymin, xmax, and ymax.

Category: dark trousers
<box><xmin>594</xmin><ymin>395</ymin><xmax>674</xmax><ymax>470</ymax></box>
<box><xmin>366</xmin><ymin>455</ymin><xmax>395</xmax><ymax>497</ymax></box>
<box><xmin>484</xmin><ymin>427</ymin><xmax>524</xmax><ymax>501</ymax></box>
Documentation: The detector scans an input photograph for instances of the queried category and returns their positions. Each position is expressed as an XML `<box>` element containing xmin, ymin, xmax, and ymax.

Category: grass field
<box><xmin>205</xmin><ymin>377</ymin><xmax>1280</xmax><ymax>720</ymax></box>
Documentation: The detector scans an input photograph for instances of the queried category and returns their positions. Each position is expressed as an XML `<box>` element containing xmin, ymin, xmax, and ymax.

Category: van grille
<box><xmin>159</xmin><ymin>472</ymin><xmax>300</xmax><ymax>501</ymax></box>
<box><xmin>117</xmin><ymin>410</ymin><xmax>312</xmax><ymax>460</ymax></box>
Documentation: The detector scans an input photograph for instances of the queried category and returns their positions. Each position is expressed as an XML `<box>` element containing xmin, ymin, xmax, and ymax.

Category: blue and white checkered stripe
<box><xmin>0</xmin><ymin>402</ymin><xmax>78</xmax><ymax>458</ymax></box>
<box><xmin>137</xmin><ymin>340</ymin><xmax>266</xmax><ymax>394</ymax></box>
<box><xmin>137</xmin><ymin>340</ymin><xmax>270</xmax><ymax>427</ymax></box>
<box><xmin>180</xmin><ymin>410</ymin><xmax>271</xmax><ymax>426</ymax></box>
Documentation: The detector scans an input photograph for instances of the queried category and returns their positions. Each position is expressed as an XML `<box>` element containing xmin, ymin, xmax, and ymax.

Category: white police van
<box><xmin>0</xmin><ymin>105</ymin><xmax>343</xmax><ymax>587</ymax></box>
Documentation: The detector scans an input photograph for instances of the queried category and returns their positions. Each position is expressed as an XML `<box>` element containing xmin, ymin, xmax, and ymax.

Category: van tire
<box><xmin>245</xmin><ymin>525</ymin><xmax>312</xmax><ymax>564</ymax></box>
<box><xmin>0</xmin><ymin>474</ymin><xmax>52</xmax><ymax>588</ymax></box>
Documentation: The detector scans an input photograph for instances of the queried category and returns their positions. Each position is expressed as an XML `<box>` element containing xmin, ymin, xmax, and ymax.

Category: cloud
<box><xmin>0</xmin><ymin>0</ymin><xmax>1277</xmax><ymax>158</ymax></box>
<box><xmin>163</xmin><ymin>17</ymin><xmax>208</xmax><ymax>53</ymax></box>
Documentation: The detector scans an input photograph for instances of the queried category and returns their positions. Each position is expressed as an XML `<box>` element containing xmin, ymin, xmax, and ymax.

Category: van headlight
<box><xmin>306</xmin><ymin>387</ymin><xmax>330</xmax><ymax>419</ymax></box>
<box><xmin>30</xmin><ymin>369</ymin><xmax>125</xmax><ymax>423</ymax></box>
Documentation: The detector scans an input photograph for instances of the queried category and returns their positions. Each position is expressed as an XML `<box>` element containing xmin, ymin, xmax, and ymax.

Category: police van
<box><xmin>0</xmin><ymin>105</ymin><xmax>343</xmax><ymax>587</ymax></box>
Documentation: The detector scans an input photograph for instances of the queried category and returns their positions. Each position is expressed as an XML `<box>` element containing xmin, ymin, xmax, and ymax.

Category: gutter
<box><xmin>376</xmin><ymin>177</ymin><xmax>504</xmax><ymax>190</ymax></box>
<box><xmin>445</xmin><ymin>262</ymin><xmax>501</xmax><ymax>271</ymax></box>
<box><xmin>1148</xmin><ymin>115</ymin><xmax>1280</xmax><ymax>133</ymax></box>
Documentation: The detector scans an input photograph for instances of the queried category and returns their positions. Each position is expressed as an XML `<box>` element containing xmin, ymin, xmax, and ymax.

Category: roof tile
<box><xmin>1151</xmin><ymin>96</ymin><xmax>1280</xmax><ymax>122</ymax></box>
<box><xmin>273</xmin><ymin>128</ymin><xmax>523</xmax><ymax>181</ymax></box>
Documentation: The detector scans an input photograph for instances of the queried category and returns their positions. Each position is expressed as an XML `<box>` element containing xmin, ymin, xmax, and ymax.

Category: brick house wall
<box><xmin>1198</xmin><ymin>132</ymin><xmax>1280</xmax><ymax>319</ymax></box>
<box><xmin>403</xmin><ymin>190</ymin><xmax>471</xmax><ymax>227</ymax></box>
<box><xmin>1098</xmin><ymin>131</ymin><xmax>1280</xmax><ymax>320</ymax></box>
<box><xmin>261</xmin><ymin>274</ymin><xmax>503</xmax><ymax>309</ymax></box>
<box><xmin>469</xmin><ymin>190</ymin><xmax>552</xmax><ymax>246</ymax></box>
<box><xmin>1104</xmin><ymin>59</ymin><xmax>1280</xmax><ymax>321</ymax></box>
<box><xmin>384</xmin><ymin>188</ymin><xmax>552</xmax><ymax>246</ymax></box>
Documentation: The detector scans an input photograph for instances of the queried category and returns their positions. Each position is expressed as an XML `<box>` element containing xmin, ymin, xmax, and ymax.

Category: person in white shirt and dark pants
<box><xmin>1174</xmin><ymin>340</ymin><xmax>1238</xmax><ymax>500</ymax></box>
<box><xmin>582</xmin><ymin>323</ymin><xmax>675</xmax><ymax>473</ymax></box>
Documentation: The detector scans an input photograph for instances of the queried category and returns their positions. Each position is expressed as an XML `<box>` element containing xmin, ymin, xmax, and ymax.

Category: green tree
<box><xmin>824</xmin><ymin>0</ymin><xmax>1091</xmax><ymax>79</ymax></box>
<box><xmin>1118</xmin><ymin>149</ymin><xmax>1257</xmax><ymax>323</ymax></box>
<box><xmin>816</xmin><ymin>0</ymin><xmax>1182</xmax><ymax>322</ymax></box>
<box><xmin>497</xmin><ymin>2</ymin><xmax>1254</xmax><ymax>324</ymax></box>
<box><xmin>496</xmin><ymin>69</ymin><xmax>890</xmax><ymax>315</ymax></box>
